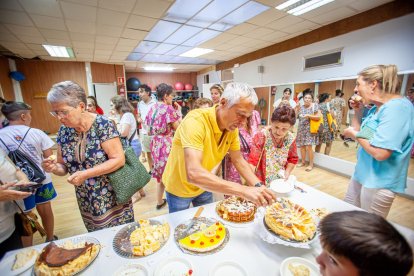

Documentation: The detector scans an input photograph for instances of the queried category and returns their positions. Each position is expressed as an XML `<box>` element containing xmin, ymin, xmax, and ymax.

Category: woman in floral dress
<box><xmin>330</xmin><ymin>89</ymin><xmax>346</xmax><ymax>137</ymax></box>
<box><xmin>43</xmin><ymin>81</ymin><xmax>134</xmax><ymax>232</ymax></box>
<box><xmin>315</xmin><ymin>93</ymin><xmax>334</xmax><ymax>155</ymax></box>
<box><xmin>224</xmin><ymin>110</ymin><xmax>261</xmax><ymax>184</ymax></box>
<box><xmin>145</xmin><ymin>83</ymin><xmax>181</xmax><ymax>209</ymax></box>
<box><xmin>295</xmin><ymin>92</ymin><xmax>321</xmax><ymax>172</ymax></box>
<box><xmin>248</xmin><ymin>106</ymin><xmax>298</xmax><ymax>185</ymax></box>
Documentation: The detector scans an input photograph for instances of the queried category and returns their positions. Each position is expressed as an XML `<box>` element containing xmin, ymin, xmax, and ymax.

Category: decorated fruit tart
<box><xmin>129</xmin><ymin>219</ymin><xmax>170</xmax><ymax>256</ymax></box>
<box><xmin>179</xmin><ymin>221</ymin><xmax>226</xmax><ymax>253</ymax></box>
<box><xmin>34</xmin><ymin>241</ymin><xmax>99</xmax><ymax>276</ymax></box>
<box><xmin>216</xmin><ymin>196</ymin><xmax>256</xmax><ymax>223</ymax></box>
<box><xmin>264</xmin><ymin>198</ymin><xmax>316</xmax><ymax>242</ymax></box>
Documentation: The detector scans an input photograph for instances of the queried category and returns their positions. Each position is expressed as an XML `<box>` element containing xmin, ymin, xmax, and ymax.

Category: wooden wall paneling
<box><xmin>216</xmin><ymin>1</ymin><xmax>414</xmax><ymax>71</ymax></box>
<box><xmin>293</xmin><ymin>83</ymin><xmax>315</xmax><ymax>97</ymax></box>
<box><xmin>318</xmin><ymin>80</ymin><xmax>342</xmax><ymax>97</ymax></box>
<box><xmin>254</xmin><ymin>87</ymin><xmax>270</xmax><ymax>125</ymax></box>
<box><xmin>0</xmin><ymin>57</ymin><xmax>14</xmax><ymax>100</ymax></box>
<box><xmin>91</xmin><ymin>62</ymin><xmax>117</xmax><ymax>83</ymax></box>
<box><xmin>125</xmin><ymin>72</ymin><xmax>197</xmax><ymax>91</ymax></box>
<box><xmin>15</xmin><ymin>60</ymin><xmax>87</xmax><ymax>134</ymax></box>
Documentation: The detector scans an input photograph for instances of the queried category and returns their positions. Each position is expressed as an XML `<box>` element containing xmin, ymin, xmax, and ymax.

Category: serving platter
<box><xmin>113</xmin><ymin>220</ymin><xmax>169</xmax><ymax>258</ymax></box>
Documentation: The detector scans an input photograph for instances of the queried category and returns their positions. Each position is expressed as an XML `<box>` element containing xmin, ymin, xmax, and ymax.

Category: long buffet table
<box><xmin>2</xmin><ymin>182</ymin><xmax>414</xmax><ymax>276</ymax></box>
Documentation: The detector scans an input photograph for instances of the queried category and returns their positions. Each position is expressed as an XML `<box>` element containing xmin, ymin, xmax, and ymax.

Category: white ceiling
<box><xmin>0</xmin><ymin>0</ymin><xmax>393</xmax><ymax>72</ymax></box>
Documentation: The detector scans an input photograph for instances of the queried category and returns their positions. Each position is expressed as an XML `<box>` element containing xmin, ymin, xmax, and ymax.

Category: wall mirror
<box><xmin>253</xmin><ymin>72</ymin><xmax>414</xmax><ymax>184</ymax></box>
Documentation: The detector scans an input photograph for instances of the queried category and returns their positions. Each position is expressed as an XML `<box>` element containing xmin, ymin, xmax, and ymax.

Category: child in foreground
<box><xmin>317</xmin><ymin>210</ymin><xmax>413</xmax><ymax>276</ymax></box>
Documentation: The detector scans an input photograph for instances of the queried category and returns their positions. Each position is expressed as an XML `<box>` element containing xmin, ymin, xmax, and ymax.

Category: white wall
<box><xmin>196</xmin><ymin>70</ymin><xmax>221</xmax><ymax>97</ymax></box>
<box><xmin>234</xmin><ymin>14</ymin><xmax>414</xmax><ymax>86</ymax></box>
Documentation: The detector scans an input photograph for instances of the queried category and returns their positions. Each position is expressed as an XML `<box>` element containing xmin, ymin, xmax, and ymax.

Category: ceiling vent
<box><xmin>303</xmin><ymin>48</ymin><xmax>343</xmax><ymax>70</ymax></box>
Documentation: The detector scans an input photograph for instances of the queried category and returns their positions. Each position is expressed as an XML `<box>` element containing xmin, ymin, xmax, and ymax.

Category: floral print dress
<box><xmin>145</xmin><ymin>102</ymin><xmax>181</xmax><ymax>183</ymax></box>
<box><xmin>57</xmin><ymin>115</ymin><xmax>134</xmax><ymax>232</ymax></box>
<box><xmin>296</xmin><ymin>104</ymin><xmax>319</xmax><ymax>147</ymax></box>
<box><xmin>330</xmin><ymin>97</ymin><xmax>346</xmax><ymax>128</ymax></box>
<box><xmin>318</xmin><ymin>102</ymin><xmax>334</xmax><ymax>144</ymax></box>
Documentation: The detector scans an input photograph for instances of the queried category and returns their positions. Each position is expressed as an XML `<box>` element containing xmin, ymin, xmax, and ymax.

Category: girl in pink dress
<box><xmin>145</xmin><ymin>84</ymin><xmax>181</xmax><ymax>209</ymax></box>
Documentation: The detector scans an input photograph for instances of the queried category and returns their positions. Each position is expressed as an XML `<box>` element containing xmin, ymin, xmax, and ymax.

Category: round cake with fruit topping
<box><xmin>264</xmin><ymin>198</ymin><xmax>316</xmax><ymax>242</ymax></box>
<box><xmin>178</xmin><ymin>221</ymin><xmax>226</xmax><ymax>253</ymax></box>
<box><xmin>216</xmin><ymin>196</ymin><xmax>256</xmax><ymax>223</ymax></box>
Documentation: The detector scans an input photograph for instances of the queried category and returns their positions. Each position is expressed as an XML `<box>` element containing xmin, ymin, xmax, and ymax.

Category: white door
<box><xmin>93</xmin><ymin>83</ymin><xmax>117</xmax><ymax>115</ymax></box>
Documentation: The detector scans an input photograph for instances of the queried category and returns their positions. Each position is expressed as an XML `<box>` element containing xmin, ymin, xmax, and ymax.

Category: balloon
<box><xmin>9</xmin><ymin>71</ymin><xmax>25</xmax><ymax>81</ymax></box>
<box><xmin>126</xmin><ymin>77</ymin><xmax>141</xmax><ymax>91</ymax></box>
<box><xmin>184</xmin><ymin>83</ymin><xmax>193</xmax><ymax>91</ymax></box>
<box><xmin>174</xmin><ymin>82</ymin><xmax>184</xmax><ymax>91</ymax></box>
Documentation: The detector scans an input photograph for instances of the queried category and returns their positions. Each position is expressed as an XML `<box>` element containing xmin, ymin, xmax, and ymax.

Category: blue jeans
<box><xmin>130</xmin><ymin>139</ymin><xmax>142</xmax><ymax>157</ymax></box>
<box><xmin>166</xmin><ymin>191</ymin><xmax>213</xmax><ymax>213</ymax></box>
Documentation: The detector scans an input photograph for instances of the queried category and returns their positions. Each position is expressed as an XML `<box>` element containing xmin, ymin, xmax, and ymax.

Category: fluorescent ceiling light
<box><xmin>275</xmin><ymin>0</ymin><xmax>301</xmax><ymax>10</ymax></box>
<box><xmin>180</xmin><ymin>47</ymin><xmax>213</xmax><ymax>57</ymax></box>
<box><xmin>42</xmin><ymin>45</ymin><xmax>75</xmax><ymax>58</ymax></box>
<box><xmin>143</xmin><ymin>66</ymin><xmax>174</xmax><ymax>71</ymax></box>
<box><xmin>288</xmin><ymin>0</ymin><xmax>334</xmax><ymax>16</ymax></box>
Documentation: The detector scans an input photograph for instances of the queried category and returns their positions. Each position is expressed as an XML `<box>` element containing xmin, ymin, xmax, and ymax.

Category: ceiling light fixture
<box><xmin>276</xmin><ymin>0</ymin><xmax>334</xmax><ymax>16</ymax></box>
<box><xmin>42</xmin><ymin>45</ymin><xmax>75</xmax><ymax>58</ymax></box>
<box><xmin>288</xmin><ymin>0</ymin><xmax>334</xmax><ymax>15</ymax></box>
<box><xmin>143</xmin><ymin>66</ymin><xmax>174</xmax><ymax>72</ymax></box>
<box><xmin>180</xmin><ymin>47</ymin><xmax>214</xmax><ymax>57</ymax></box>
<box><xmin>275</xmin><ymin>0</ymin><xmax>301</xmax><ymax>10</ymax></box>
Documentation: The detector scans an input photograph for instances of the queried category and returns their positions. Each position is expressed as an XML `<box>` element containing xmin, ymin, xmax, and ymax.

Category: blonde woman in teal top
<box><xmin>343</xmin><ymin>64</ymin><xmax>414</xmax><ymax>218</ymax></box>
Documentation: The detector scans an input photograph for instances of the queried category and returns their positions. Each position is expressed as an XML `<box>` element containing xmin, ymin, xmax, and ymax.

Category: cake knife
<box><xmin>182</xmin><ymin>207</ymin><xmax>204</xmax><ymax>237</ymax></box>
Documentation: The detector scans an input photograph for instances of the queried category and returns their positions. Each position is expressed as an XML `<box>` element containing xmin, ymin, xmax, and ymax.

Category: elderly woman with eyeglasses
<box><xmin>42</xmin><ymin>81</ymin><xmax>134</xmax><ymax>232</ymax></box>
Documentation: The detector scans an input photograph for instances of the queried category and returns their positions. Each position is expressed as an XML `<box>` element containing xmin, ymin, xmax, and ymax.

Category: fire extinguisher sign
<box><xmin>117</xmin><ymin>77</ymin><xmax>125</xmax><ymax>85</ymax></box>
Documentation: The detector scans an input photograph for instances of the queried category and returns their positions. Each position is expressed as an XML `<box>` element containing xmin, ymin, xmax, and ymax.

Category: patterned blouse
<box><xmin>57</xmin><ymin>115</ymin><xmax>134</xmax><ymax>232</ymax></box>
<box><xmin>248</xmin><ymin>130</ymin><xmax>298</xmax><ymax>185</ymax></box>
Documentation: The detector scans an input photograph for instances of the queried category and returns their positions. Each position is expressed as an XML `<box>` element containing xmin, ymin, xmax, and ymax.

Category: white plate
<box><xmin>280</xmin><ymin>257</ymin><xmax>319</xmax><ymax>276</ymax></box>
<box><xmin>210</xmin><ymin>261</ymin><xmax>248</xmax><ymax>276</ymax></box>
<box><xmin>269</xmin><ymin>179</ymin><xmax>294</xmax><ymax>195</ymax></box>
<box><xmin>114</xmin><ymin>263</ymin><xmax>149</xmax><ymax>276</ymax></box>
<box><xmin>153</xmin><ymin>257</ymin><xmax>193</xmax><ymax>276</ymax></box>
<box><xmin>0</xmin><ymin>249</ymin><xmax>38</xmax><ymax>276</ymax></box>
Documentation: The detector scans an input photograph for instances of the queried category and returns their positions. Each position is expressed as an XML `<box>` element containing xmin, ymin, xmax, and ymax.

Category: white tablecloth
<box><xmin>2</xmin><ymin>182</ymin><xmax>414</xmax><ymax>276</ymax></box>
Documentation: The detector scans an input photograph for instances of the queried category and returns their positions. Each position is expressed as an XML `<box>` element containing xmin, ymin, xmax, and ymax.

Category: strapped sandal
<box><xmin>156</xmin><ymin>199</ymin><xmax>167</xmax><ymax>210</ymax></box>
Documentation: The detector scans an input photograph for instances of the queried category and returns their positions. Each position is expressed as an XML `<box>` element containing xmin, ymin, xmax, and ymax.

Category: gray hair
<box><xmin>220</xmin><ymin>82</ymin><xmax>258</xmax><ymax>108</ymax></box>
<box><xmin>47</xmin><ymin>81</ymin><xmax>87</xmax><ymax>107</ymax></box>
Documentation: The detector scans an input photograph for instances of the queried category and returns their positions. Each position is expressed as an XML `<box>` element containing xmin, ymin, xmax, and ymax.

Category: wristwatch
<box><xmin>254</xmin><ymin>182</ymin><xmax>263</xmax><ymax>187</ymax></box>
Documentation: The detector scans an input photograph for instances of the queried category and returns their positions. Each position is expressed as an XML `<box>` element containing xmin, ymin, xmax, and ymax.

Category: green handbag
<box><xmin>108</xmin><ymin>141</ymin><xmax>151</xmax><ymax>204</ymax></box>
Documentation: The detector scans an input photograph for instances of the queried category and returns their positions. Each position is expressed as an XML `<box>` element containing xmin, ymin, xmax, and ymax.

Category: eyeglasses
<box><xmin>50</xmin><ymin>107</ymin><xmax>75</xmax><ymax>118</ymax></box>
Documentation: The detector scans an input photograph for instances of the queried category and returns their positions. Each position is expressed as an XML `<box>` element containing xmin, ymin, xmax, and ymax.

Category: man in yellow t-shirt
<box><xmin>162</xmin><ymin>82</ymin><xmax>276</xmax><ymax>213</ymax></box>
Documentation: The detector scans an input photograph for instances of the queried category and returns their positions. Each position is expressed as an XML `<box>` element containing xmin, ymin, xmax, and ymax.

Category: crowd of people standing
<box><xmin>0</xmin><ymin>65</ymin><xmax>413</xmax><ymax>272</ymax></box>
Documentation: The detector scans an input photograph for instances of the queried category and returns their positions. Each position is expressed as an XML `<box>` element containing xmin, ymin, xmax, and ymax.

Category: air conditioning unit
<box><xmin>303</xmin><ymin>48</ymin><xmax>343</xmax><ymax>70</ymax></box>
